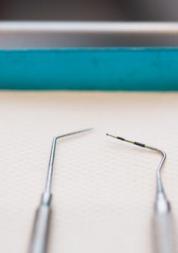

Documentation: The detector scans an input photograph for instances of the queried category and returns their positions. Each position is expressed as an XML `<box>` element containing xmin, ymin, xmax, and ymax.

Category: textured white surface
<box><xmin>0</xmin><ymin>91</ymin><xmax>178</xmax><ymax>253</ymax></box>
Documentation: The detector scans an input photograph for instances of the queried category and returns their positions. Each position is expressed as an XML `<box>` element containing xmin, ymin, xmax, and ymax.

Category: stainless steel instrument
<box><xmin>106</xmin><ymin>133</ymin><xmax>175</xmax><ymax>253</ymax></box>
<box><xmin>28</xmin><ymin>128</ymin><xmax>92</xmax><ymax>253</ymax></box>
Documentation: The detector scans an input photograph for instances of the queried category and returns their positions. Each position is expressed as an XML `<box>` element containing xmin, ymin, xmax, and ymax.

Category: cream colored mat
<box><xmin>0</xmin><ymin>92</ymin><xmax>178</xmax><ymax>253</ymax></box>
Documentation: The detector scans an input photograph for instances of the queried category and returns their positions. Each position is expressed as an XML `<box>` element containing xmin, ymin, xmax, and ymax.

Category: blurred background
<box><xmin>0</xmin><ymin>0</ymin><xmax>178</xmax><ymax>21</ymax></box>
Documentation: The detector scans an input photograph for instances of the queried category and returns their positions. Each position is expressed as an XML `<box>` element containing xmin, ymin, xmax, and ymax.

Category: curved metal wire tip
<box><xmin>56</xmin><ymin>128</ymin><xmax>93</xmax><ymax>140</ymax></box>
<box><xmin>106</xmin><ymin>132</ymin><xmax>168</xmax><ymax>202</ymax></box>
<box><xmin>43</xmin><ymin>128</ymin><xmax>93</xmax><ymax>203</ymax></box>
<box><xmin>106</xmin><ymin>133</ymin><xmax>135</xmax><ymax>143</ymax></box>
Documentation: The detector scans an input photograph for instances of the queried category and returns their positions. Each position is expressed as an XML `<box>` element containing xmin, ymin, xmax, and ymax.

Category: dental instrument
<box><xmin>28</xmin><ymin>128</ymin><xmax>92</xmax><ymax>253</ymax></box>
<box><xmin>106</xmin><ymin>133</ymin><xmax>175</xmax><ymax>253</ymax></box>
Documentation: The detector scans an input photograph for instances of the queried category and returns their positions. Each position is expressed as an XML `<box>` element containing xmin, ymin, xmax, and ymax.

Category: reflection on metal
<box><xmin>0</xmin><ymin>22</ymin><xmax>178</xmax><ymax>48</ymax></box>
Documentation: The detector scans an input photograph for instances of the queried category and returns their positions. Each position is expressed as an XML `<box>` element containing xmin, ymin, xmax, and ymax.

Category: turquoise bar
<box><xmin>0</xmin><ymin>48</ymin><xmax>178</xmax><ymax>90</ymax></box>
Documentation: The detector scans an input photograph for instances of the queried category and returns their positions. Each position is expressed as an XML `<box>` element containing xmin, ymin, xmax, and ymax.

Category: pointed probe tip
<box><xmin>80</xmin><ymin>128</ymin><xmax>93</xmax><ymax>134</ymax></box>
<box><xmin>106</xmin><ymin>133</ymin><xmax>127</xmax><ymax>142</ymax></box>
<box><xmin>106</xmin><ymin>133</ymin><xmax>117</xmax><ymax>139</ymax></box>
<box><xmin>55</xmin><ymin>128</ymin><xmax>93</xmax><ymax>140</ymax></box>
<box><xmin>71</xmin><ymin>127</ymin><xmax>93</xmax><ymax>135</ymax></box>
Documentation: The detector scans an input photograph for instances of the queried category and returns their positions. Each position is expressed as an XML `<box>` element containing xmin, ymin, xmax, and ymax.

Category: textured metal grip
<box><xmin>28</xmin><ymin>205</ymin><xmax>51</xmax><ymax>253</ymax></box>
<box><xmin>153</xmin><ymin>211</ymin><xmax>175</xmax><ymax>253</ymax></box>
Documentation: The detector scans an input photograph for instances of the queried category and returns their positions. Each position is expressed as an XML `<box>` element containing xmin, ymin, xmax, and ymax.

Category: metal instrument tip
<box><xmin>106</xmin><ymin>133</ymin><xmax>117</xmax><ymax>138</ymax></box>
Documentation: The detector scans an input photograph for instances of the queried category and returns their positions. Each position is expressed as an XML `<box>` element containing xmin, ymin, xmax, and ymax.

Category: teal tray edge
<box><xmin>0</xmin><ymin>48</ymin><xmax>178</xmax><ymax>90</ymax></box>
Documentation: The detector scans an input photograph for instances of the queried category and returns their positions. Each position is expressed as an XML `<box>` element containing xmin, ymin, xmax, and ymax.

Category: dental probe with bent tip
<box><xmin>28</xmin><ymin>128</ymin><xmax>92</xmax><ymax>253</ymax></box>
<box><xmin>106</xmin><ymin>133</ymin><xmax>175</xmax><ymax>253</ymax></box>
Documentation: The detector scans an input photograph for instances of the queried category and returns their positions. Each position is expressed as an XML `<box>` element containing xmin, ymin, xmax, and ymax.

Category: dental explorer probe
<box><xmin>106</xmin><ymin>133</ymin><xmax>175</xmax><ymax>253</ymax></box>
<box><xmin>28</xmin><ymin>128</ymin><xmax>92</xmax><ymax>253</ymax></box>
